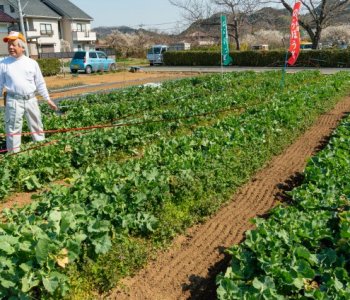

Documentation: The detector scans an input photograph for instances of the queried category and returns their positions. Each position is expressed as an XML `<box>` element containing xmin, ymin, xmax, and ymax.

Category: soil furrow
<box><xmin>109</xmin><ymin>96</ymin><xmax>350</xmax><ymax>300</ymax></box>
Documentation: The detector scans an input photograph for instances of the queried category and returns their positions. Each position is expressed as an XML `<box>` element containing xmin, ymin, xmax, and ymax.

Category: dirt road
<box><xmin>108</xmin><ymin>96</ymin><xmax>350</xmax><ymax>300</ymax></box>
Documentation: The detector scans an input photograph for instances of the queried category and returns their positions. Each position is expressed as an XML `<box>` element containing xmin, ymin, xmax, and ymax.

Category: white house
<box><xmin>0</xmin><ymin>0</ymin><xmax>96</xmax><ymax>56</ymax></box>
<box><xmin>0</xmin><ymin>9</ymin><xmax>16</xmax><ymax>56</ymax></box>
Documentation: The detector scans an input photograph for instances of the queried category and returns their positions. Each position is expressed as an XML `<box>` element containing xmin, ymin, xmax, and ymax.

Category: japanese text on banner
<box><xmin>288</xmin><ymin>2</ymin><xmax>301</xmax><ymax>66</ymax></box>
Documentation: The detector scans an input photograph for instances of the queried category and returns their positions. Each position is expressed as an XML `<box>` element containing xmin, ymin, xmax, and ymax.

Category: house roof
<box><xmin>22</xmin><ymin>0</ymin><xmax>61</xmax><ymax>19</ymax></box>
<box><xmin>0</xmin><ymin>10</ymin><xmax>16</xmax><ymax>23</ymax></box>
<box><xmin>41</xmin><ymin>0</ymin><xmax>93</xmax><ymax>20</ymax></box>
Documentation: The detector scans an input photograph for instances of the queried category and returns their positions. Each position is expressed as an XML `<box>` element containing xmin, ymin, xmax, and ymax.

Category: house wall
<box><xmin>30</xmin><ymin>18</ymin><xmax>60</xmax><ymax>53</ymax></box>
<box><xmin>63</xmin><ymin>19</ymin><xmax>95</xmax><ymax>52</ymax></box>
<box><xmin>0</xmin><ymin>1</ymin><xmax>96</xmax><ymax>54</ymax></box>
<box><xmin>0</xmin><ymin>23</ymin><xmax>8</xmax><ymax>56</ymax></box>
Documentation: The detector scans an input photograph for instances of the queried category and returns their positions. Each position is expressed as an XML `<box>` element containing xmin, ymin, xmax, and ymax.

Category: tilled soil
<box><xmin>107</xmin><ymin>96</ymin><xmax>350</xmax><ymax>300</ymax></box>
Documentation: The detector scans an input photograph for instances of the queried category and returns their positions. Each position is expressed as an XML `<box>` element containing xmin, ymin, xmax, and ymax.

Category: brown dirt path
<box><xmin>107</xmin><ymin>96</ymin><xmax>350</xmax><ymax>300</ymax></box>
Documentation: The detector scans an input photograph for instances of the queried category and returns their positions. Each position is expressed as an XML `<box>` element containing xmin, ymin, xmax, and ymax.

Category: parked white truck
<box><xmin>147</xmin><ymin>43</ymin><xmax>191</xmax><ymax>66</ymax></box>
<box><xmin>147</xmin><ymin>45</ymin><xmax>168</xmax><ymax>66</ymax></box>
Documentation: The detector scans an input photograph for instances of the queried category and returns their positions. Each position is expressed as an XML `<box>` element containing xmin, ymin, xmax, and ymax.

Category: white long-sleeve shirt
<box><xmin>0</xmin><ymin>55</ymin><xmax>50</xmax><ymax>101</ymax></box>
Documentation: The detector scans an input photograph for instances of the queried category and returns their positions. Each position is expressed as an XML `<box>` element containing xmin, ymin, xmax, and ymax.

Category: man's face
<box><xmin>8</xmin><ymin>40</ymin><xmax>24</xmax><ymax>58</ymax></box>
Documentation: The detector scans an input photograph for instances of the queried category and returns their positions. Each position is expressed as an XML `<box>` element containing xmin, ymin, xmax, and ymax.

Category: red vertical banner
<box><xmin>287</xmin><ymin>1</ymin><xmax>302</xmax><ymax>66</ymax></box>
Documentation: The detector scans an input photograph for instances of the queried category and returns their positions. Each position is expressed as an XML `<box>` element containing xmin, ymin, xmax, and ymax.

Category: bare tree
<box><xmin>60</xmin><ymin>39</ymin><xmax>71</xmax><ymax>52</ymax></box>
<box><xmin>213</xmin><ymin>0</ymin><xmax>260</xmax><ymax>49</ymax></box>
<box><xmin>169</xmin><ymin>0</ymin><xmax>260</xmax><ymax>50</ymax></box>
<box><xmin>104</xmin><ymin>30</ymin><xmax>133</xmax><ymax>57</ymax></box>
<box><xmin>278</xmin><ymin>0</ymin><xmax>350</xmax><ymax>49</ymax></box>
<box><xmin>104</xmin><ymin>30</ymin><xmax>169</xmax><ymax>58</ymax></box>
<box><xmin>321</xmin><ymin>25</ymin><xmax>350</xmax><ymax>47</ymax></box>
<box><xmin>169</xmin><ymin>0</ymin><xmax>215</xmax><ymax>21</ymax></box>
<box><xmin>242</xmin><ymin>29</ymin><xmax>285</xmax><ymax>49</ymax></box>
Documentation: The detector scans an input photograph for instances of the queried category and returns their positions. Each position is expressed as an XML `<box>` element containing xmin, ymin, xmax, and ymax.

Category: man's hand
<box><xmin>47</xmin><ymin>99</ymin><xmax>58</xmax><ymax>111</ymax></box>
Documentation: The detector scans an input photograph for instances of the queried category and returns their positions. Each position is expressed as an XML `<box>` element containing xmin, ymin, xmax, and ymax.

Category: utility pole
<box><xmin>16</xmin><ymin>0</ymin><xmax>29</xmax><ymax>55</ymax></box>
<box><xmin>16</xmin><ymin>0</ymin><xmax>26</xmax><ymax>39</ymax></box>
<box><xmin>5</xmin><ymin>0</ymin><xmax>30</xmax><ymax>55</ymax></box>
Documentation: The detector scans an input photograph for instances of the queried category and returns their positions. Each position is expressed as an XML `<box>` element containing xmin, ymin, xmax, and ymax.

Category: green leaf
<box><xmin>144</xmin><ymin>168</ymin><xmax>158</xmax><ymax>182</ymax></box>
<box><xmin>293</xmin><ymin>278</ymin><xmax>304</xmax><ymax>289</ymax></box>
<box><xmin>24</xmin><ymin>175</ymin><xmax>42</xmax><ymax>191</ymax></box>
<box><xmin>92</xmin><ymin>234</ymin><xmax>112</xmax><ymax>254</ymax></box>
<box><xmin>295</xmin><ymin>246</ymin><xmax>310</xmax><ymax>260</ymax></box>
<box><xmin>280</xmin><ymin>270</ymin><xmax>293</xmax><ymax>285</ymax></box>
<box><xmin>49</xmin><ymin>210</ymin><xmax>62</xmax><ymax>235</ymax></box>
<box><xmin>0</xmin><ymin>278</ymin><xmax>16</xmax><ymax>288</ymax></box>
<box><xmin>48</xmin><ymin>210</ymin><xmax>62</xmax><ymax>223</ymax></box>
<box><xmin>294</xmin><ymin>259</ymin><xmax>315</xmax><ymax>279</ymax></box>
<box><xmin>0</xmin><ymin>235</ymin><xmax>18</xmax><ymax>245</ymax></box>
<box><xmin>87</xmin><ymin>220</ymin><xmax>110</xmax><ymax>233</ymax></box>
<box><xmin>21</xmin><ymin>273</ymin><xmax>40</xmax><ymax>293</ymax></box>
<box><xmin>253</xmin><ymin>277</ymin><xmax>265</xmax><ymax>291</ymax></box>
<box><xmin>60</xmin><ymin>212</ymin><xmax>76</xmax><ymax>233</ymax></box>
<box><xmin>19</xmin><ymin>262</ymin><xmax>33</xmax><ymax>273</ymax></box>
<box><xmin>74</xmin><ymin>232</ymin><xmax>87</xmax><ymax>244</ymax></box>
<box><xmin>35</xmin><ymin>239</ymin><xmax>50</xmax><ymax>266</ymax></box>
<box><xmin>334</xmin><ymin>277</ymin><xmax>344</xmax><ymax>291</ymax></box>
<box><xmin>252</xmin><ymin>277</ymin><xmax>275</xmax><ymax>291</ymax></box>
<box><xmin>0</xmin><ymin>242</ymin><xmax>15</xmax><ymax>255</ymax></box>
<box><xmin>19</xmin><ymin>241</ymin><xmax>32</xmax><ymax>252</ymax></box>
<box><xmin>42</xmin><ymin>275</ymin><xmax>59</xmax><ymax>294</ymax></box>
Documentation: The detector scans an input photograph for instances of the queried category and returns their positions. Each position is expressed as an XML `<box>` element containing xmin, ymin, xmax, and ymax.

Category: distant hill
<box><xmin>248</xmin><ymin>7</ymin><xmax>290</xmax><ymax>32</ymax></box>
<box><xmin>178</xmin><ymin>7</ymin><xmax>291</xmax><ymax>39</ymax></box>
<box><xmin>93</xmin><ymin>26</ymin><xmax>169</xmax><ymax>39</ymax></box>
<box><xmin>94</xmin><ymin>5</ymin><xmax>350</xmax><ymax>42</ymax></box>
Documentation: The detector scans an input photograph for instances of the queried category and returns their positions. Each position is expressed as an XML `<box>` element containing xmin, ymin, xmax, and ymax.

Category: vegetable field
<box><xmin>217</xmin><ymin>115</ymin><xmax>350</xmax><ymax>299</ymax></box>
<box><xmin>0</xmin><ymin>71</ymin><xmax>350</xmax><ymax>299</ymax></box>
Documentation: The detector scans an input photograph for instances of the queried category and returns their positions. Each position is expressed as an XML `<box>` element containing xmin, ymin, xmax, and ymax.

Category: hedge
<box><xmin>37</xmin><ymin>58</ymin><xmax>61</xmax><ymax>76</ymax></box>
<box><xmin>163</xmin><ymin>49</ymin><xmax>350</xmax><ymax>67</ymax></box>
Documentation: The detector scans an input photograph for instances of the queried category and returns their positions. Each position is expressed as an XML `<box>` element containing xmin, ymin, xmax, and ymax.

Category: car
<box><xmin>70</xmin><ymin>50</ymin><xmax>117</xmax><ymax>74</ymax></box>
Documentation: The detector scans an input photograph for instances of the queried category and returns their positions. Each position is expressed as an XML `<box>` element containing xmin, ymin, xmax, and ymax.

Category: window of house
<box><xmin>76</xmin><ymin>23</ymin><xmax>86</xmax><ymax>32</ymax></box>
<box><xmin>27</xmin><ymin>20</ymin><xmax>35</xmax><ymax>31</ymax></box>
<box><xmin>0</xmin><ymin>5</ymin><xmax>4</xmax><ymax>11</ymax></box>
<box><xmin>40</xmin><ymin>24</ymin><xmax>53</xmax><ymax>36</ymax></box>
<box><xmin>10</xmin><ymin>5</ymin><xmax>15</xmax><ymax>13</ymax></box>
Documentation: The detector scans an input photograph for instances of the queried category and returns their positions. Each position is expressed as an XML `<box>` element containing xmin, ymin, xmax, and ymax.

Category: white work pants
<box><xmin>5</xmin><ymin>97</ymin><xmax>45</xmax><ymax>153</ymax></box>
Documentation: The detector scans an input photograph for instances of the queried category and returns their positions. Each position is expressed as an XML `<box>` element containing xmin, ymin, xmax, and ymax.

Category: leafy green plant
<box><xmin>217</xmin><ymin>116</ymin><xmax>350</xmax><ymax>299</ymax></box>
<box><xmin>1</xmin><ymin>71</ymin><xmax>350</xmax><ymax>298</ymax></box>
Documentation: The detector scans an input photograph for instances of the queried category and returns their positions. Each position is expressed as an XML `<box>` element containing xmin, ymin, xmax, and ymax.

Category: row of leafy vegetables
<box><xmin>0</xmin><ymin>71</ymin><xmax>350</xmax><ymax>298</ymax></box>
<box><xmin>0</xmin><ymin>71</ymin><xmax>341</xmax><ymax>199</ymax></box>
<box><xmin>216</xmin><ymin>108</ymin><xmax>350</xmax><ymax>299</ymax></box>
<box><xmin>0</xmin><ymin>71</ymin><xmax>286</xmax><ymax>199</ymax></box>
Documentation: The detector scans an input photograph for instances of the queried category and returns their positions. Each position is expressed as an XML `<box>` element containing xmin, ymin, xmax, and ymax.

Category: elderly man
<box><xmin>0</xmin><ymin>31</ymin><xmax>57</xmax><ymax>153</ymax></box>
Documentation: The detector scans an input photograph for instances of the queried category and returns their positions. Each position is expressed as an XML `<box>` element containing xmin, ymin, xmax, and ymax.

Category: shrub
<box><xmin>37</xmin><ymin>58</ymin><xmax>61</xmax><ymax>76</ymax></box>
<box><xmin>164</xmin><ymin>49</ymin><xmax>350</xmax><ymax>67</ymax></box>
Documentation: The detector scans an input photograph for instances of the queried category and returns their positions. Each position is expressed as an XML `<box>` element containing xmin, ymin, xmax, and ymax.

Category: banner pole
<box><xmin>221</xmin><ymin>14</ymin><xmax>223</xmax><ymax>77</ymax></box>
<box><xmin>282</xmin><ymin>1</ymin><xmax>301</xmax><ymax>89</ymax></box>
<box><xmin>281</xmin><ymin>51</ymin><xmax>289</xmax><ymax>88</ymax></box>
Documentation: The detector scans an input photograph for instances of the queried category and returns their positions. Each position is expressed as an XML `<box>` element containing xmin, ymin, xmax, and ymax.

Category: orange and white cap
<box><xmin>3</xmin><ymin>31</ymin><xmax>26</xmax><ymax>43</ymax></box>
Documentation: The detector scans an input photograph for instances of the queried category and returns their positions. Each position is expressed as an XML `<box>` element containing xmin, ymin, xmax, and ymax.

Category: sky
<box><xmin>69</xmin><ymin>0</ymin><xmax>187</xmax><ymax>33</ymax></box>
